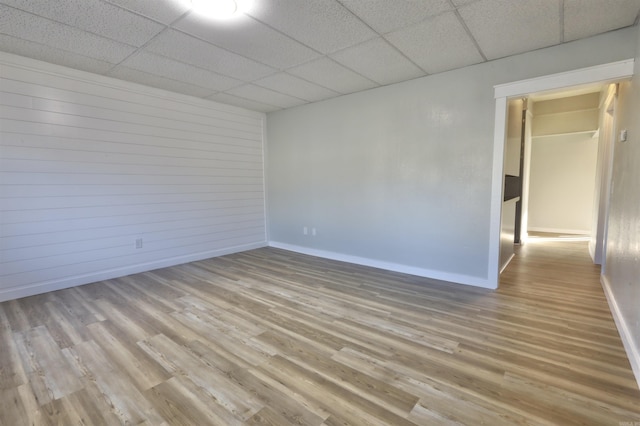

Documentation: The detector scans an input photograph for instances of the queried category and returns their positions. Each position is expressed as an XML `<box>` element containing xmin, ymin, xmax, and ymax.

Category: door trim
<box><xmin>488</xmin><ymin>59</ymin><xmax>635</xmax><ymax>288</ymax></box>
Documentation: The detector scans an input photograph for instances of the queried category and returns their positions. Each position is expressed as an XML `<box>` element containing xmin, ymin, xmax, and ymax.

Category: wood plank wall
<box><xmin>0</xmin><ymin>53</ymin><xmax>267</xmax><ymax>302</ymax></box>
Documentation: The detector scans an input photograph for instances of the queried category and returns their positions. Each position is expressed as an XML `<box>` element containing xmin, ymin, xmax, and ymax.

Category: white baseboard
<box><xmin>601</xmin><ymin>274</ymin><xmax>640</xmax><ymax>390</ymax></box>
<box><xmin>527</xmin><ymin>227</ymin><xmax>590</xmax><ymax>235</ymax></box>
<box><xmin>500</xmin><ymin>253</ymin><xmax>515</xmax><ymax>274</ymax></box>
<box><xmin>268</xmin><ymin>241</ymin><xmax>495</xmax><ymax>289</ymax></box>
<box><xmin>0</xmin><ymin>242</ymin><xmax>268</xmax><ymax>302</ymax></box>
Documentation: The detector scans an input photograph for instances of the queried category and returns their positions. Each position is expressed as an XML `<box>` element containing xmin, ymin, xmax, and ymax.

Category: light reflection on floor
<box><xmin>524</xmin><ymin>232</ymin><xmax>590</xmax><ymax>243</ymax></box>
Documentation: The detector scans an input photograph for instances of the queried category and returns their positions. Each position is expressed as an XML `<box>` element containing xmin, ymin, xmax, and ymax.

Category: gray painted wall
<box><xmin>266</xmin><ymin>27</ymin><xmax>636</xmax><ymax>285</ymax></box>
<box><xmin>604</xmin><ymin>28</ymin><xmax>640</xmax><ymax>384</ymax></box>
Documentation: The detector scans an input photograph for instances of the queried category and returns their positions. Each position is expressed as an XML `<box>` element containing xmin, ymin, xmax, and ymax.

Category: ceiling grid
<box><xmin>0</xmin><ymin>0</ymin><xmax>638</xmax><ymax>112</ymax></box>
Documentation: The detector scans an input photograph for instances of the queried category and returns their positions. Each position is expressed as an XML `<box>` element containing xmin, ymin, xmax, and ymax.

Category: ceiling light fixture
<box><xmin>191</xmin><ymin>0</ymin><xmax>252</xmax><ymax>20</ymax></box>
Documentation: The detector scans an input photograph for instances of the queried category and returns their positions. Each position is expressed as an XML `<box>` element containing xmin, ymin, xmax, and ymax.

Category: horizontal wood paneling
<box><xmin>2</xmin><ymin>206</ymin><xmax>265</xmax><ymax>239</ymax></box>
<box><xmin>0</xmin><ymin>65</ymin><xmax>261</xmax><ymax>127</ymax></box>
<box><xmin>0</xmin><ymin>105</ymin><xmax>261</xmax><ymax>142</ymax></box>
<box><xmin>1</xmin><ymin>202</ymin><xmax>263</xmax><ymax>225</ymax></box>
<box><xmin>0</xmin><ymin>53</ymin><xmax>267</xmax><ymax>301</ymax></box>
<box><xmin>3</xmin><ymin>229</ymin><xmax>265</xmax><ymax>277</ymax></box>
<box><xmin>2</xmin><ymin>146</ymin><xmax>262</xmax><ymax>168</ymax></box>
<box><xmin>3</xmin><ymin>193</ymin><xmax>264</xmax><ymax>211</ymax></box>
<box><xmin>1</xmin><ymin>132</ymin><xmax>262</xmax><ymax>159</ymax></box>
<box><xmin>0</xmin><ymin>172</ymin><xmax>262</xmax><ymax>185</ymax></box>
<box><xmin>0</xmin><ymin>159</ymin><xmax>263</xmax><ymax>176</ymax></box>
<box><xmin>4</xmin><ymin>220</ymin><xmax>266</xmax><ymax>262</ymax></box>
<box><xmin>0</xmin><ymin>183</ymin><xmax>263</xmax><ymax>198</ymax></box>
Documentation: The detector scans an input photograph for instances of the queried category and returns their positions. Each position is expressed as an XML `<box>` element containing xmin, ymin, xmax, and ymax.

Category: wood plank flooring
<box><xmin>1</xmin><ymin>240</ymin><xmax>639</xmax><ymax>425</ymax></box>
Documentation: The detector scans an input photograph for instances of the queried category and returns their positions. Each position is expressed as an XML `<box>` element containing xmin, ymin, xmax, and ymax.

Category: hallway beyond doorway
<box><xmin>525</xmin><ymin>231</ymin><xmax>591</xmax><ymax>242</ymax></box>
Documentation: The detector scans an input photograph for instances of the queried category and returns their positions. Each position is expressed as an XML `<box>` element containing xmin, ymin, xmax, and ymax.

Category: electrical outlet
<box><xmin>135</xmin><ymin>238</ymin><xmax>143</xmax><ymax>249</ymax></box>
<box><xmin>620</xmin><ymin>129</ymin><xmax>628</xmax><ymax>142</ymax></box>
<box><xmin>303</xmin><ymin>227</ymin><xmax>308</xmax><ymax>235</ymax></box>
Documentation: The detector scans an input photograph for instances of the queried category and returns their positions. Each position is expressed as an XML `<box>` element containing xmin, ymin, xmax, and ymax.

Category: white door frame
<box><xmin>487</xmin><ymin>59</ymin><xmax>635</xmax><ymax>288</ymax></box>
<box><xmin>592</xmin><ymin>89</ymin><xmax>617</xmax><ymax>269</ymax></box>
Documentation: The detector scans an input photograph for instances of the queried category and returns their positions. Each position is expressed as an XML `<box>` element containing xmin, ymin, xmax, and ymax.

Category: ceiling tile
<box><xmin>175</xmin><ymin>14</ymin><xmax>320</xmax><ymax>69</ymax></box>
<box><xmin>0</xmin><ymin>5</ymin><xmax>136</xmax><ymax>63</ymax></box>
<box><xmin>104</xmin><ymin>0</ymin><xmax>191</xmax><ymax>25</ymax></box>
<box><xmin>564</xmin><ymin>0</ymin><xmax>640</xmax><ymax>42</ymax></box>
<box><xmin>385</xmin><ymin>12</ymin><xmax>484</xmax><ymax>74</ymax></box>
<box><xmin>118</xmin><ymin>51</ymin><xmax>243</xmax><ymax>92</ymax></box>
<box><xmin>458</xmin><ymin>0</ymin><xmax>561</xmax><ymax>60</ymax></box>
<box><xmin>1</xmin><ymin>0</ymin><xmax>164</xmax><ymax>46</ymax></box>
<box><xmin>108</xmin><ymin>66</ymin><xmax>216</xmax><ymax>98</ymax></box>
<box><xmin>339</xmin><ymin>0</ymin><xmax>453</xmax><ymax>33</ymax></box>
<box><xmin>225</xmin><ymin>84</ymin><xmax>307</xmax><ymax>109</ymax></box>
<box><xmin>253</xmin><ymin>73</ymin><xmax>339</xmax><ymax>102</ymax></box>
<box><xmin>0</xmin><ymin>0</ymin><xmax>635</xmax><ymax>112</ymax></box>
<box><xmin>330</xmin><ymin>37</ymin><xmax>425</xmax><ymax>85</ymax></box>
<box><xmin>145</xmin><ymin>29</ymin><xmax>275</xmax><ymax>81</ymax></box>
<box><xmin>287</xmin><ymin>57</ymin><xmax>377</xmax><ymax>94</ymax></box>
<box><xmin>0</xmin><ymin>34</ymin><xmax>115</xmax><ymax>74</ymax></box>
<box><xmin>248</xmin><ymin>0</ymin><xmax>376</xmax><ymax>53</ymax></box>
<box><xmin>450</xmin><ymin>0</ymin><xmax>480</xmax><ymax>5</ymax></box>
<box><xmin>175</xmin><ymin>13</ymin><xmax>321</xmax><ymax>69</ymax></box>
<box><xmin>207</xmin><ymin>92</ymin><xmax>281</xmax><ymax>113</ymax></box>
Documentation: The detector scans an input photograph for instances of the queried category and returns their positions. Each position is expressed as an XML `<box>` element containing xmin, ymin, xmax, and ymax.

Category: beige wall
<box><xmin>527</xmin><ymin>133</ymin><xmax>599</xmax><ymax>234</ymax></box>
<box><xmin>532</xmin><ymin>93</ymin><xmax>599</xmax><ymax>137</ymax></box>
<box><xmin>505</xmin><ymin>99</ymin><xmax>524</xmax><ymax>176</ymax></box>
<box><xmin>527</xmin><ymin>93</ymin><xmax>601</xmax><ymax>234</ymax></box>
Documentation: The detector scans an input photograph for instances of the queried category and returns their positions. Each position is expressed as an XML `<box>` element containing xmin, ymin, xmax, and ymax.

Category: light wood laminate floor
<box><xmin>1</xmin><ymin>240</ymin><xmax>639</xmax><ymax>425</ymax></box>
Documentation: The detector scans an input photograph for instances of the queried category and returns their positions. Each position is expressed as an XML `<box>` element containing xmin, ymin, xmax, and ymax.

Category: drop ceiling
<box><xmin>1</xmin><ymin>0</ymin><xmax>639</xmax><ymax>113</ymax></box>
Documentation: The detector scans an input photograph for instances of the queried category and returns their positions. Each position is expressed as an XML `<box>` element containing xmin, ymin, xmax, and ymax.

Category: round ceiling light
<box><xmin>191</xmin><ymin>0</ymin><xmax>252</xmax><ymax>19</ymax></box>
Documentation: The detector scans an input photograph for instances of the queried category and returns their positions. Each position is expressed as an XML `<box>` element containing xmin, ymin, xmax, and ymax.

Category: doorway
<box><xmin>488</xmin><ymin>60</ymin><xmax>634</xmax><ymax>288</ymax></box>
<box><xmin>512</xmin><ymin>87</ymin><xmax>605</xmax><ymax>245</ymax></box>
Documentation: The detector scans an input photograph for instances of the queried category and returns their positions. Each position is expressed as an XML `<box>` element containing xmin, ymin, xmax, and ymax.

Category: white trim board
<box><xmin>0</xmin><ymin>242</ymin><xmax>267</xmax><ymax>303</ymax></box>
<box><xmin>527</xmin><ymin>227</ymin><xmax>590</xmax><ymax>235</ymax></box>
<box><xmin>500</xmin><ymin>253</ymin><xmax>515</xmax><ymax>274</ymax></box>
<box><xmin>494</xmin><ymin>60</ymin><xmax>635</xmax><ymax>99</ymax></box>
<box><xmin>488</xmin><ymin>59</ymin><xmax>635</xmax><ymax>288</ymax></box>
<box><xmin>601</xmin><ymin>275</ymin><xmax>640</xmax><ymax>390</ymax></box>
<box><xmin>269</xmin><ymin>241</ymin><xmax>493</xmax><ymax>289</ymax></box>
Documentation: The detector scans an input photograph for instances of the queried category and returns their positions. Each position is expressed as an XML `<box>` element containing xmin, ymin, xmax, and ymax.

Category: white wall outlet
<box><xmin>303</xmin><ymin>227</ymin><xmax>308</xmax><ymax>235</ymax></box>
<box><xmin>620</xmin><ymin>129</ymin><xmax>628</xmax><ymax>142</ymax></box>
<box><xmin>135</xmin><ymin>238</ymin><xmax>143</xmax><ymax>249</ymax></box>
<box><xmin>312</xmin><ymin>228</ymin><xmax>317</xmax><ymax>236</ymax></box>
